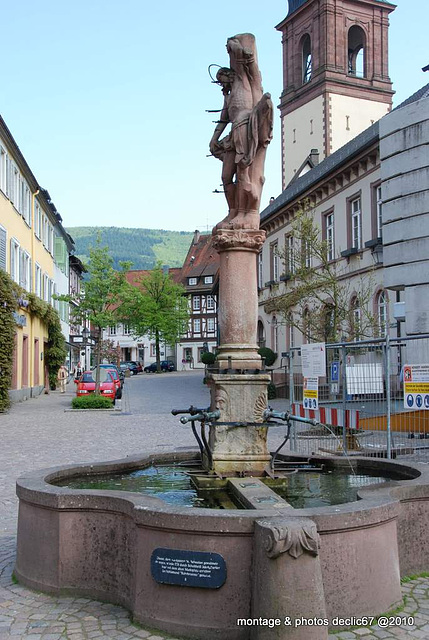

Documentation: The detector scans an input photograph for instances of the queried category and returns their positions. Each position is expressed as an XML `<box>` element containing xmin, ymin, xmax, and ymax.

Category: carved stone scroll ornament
<box><xmin>261</xmin><ymin>521</ymin><xmax>320</xmax><ymax>559</ymax></box>
<box><xmin>212</xmin><ymin>229</ymin><xmax>266</xmax><ymax>252</ymax></box>
<box><xmin>254</xmin><ymin>393</ymin><xmax>268</xmax><ymax>422</ymax></box>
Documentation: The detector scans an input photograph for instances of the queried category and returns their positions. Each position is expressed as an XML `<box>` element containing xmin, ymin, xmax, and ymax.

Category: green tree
<box><xmin>120</xmin><ymin>264</ymin><xmax>189</xmax><ymax>372</ymax></box>
<box><xmin>63</xmin><ymin>238</ymin><xmax>129</xmax><ymax>393</ymax></box>
<box><xmin>265</xmin><ymin>207</ymin><xmax>375</xmax><ymax>343</ymax></box>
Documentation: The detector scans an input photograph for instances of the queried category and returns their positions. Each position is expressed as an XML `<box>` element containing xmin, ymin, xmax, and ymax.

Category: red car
<box><xmin>76</xmin><ymin>371</ymin><xmax>117</xmax><ymax>402</ymax></box>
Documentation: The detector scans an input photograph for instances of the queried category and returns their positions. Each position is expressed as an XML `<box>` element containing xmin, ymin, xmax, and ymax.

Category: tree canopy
<box><xmin>119</xmin><ymin>264</ymin><xmax>189</xmax><ymax>371</ymax></box>
<box><xmin>265</xmin><ymin>207</ymin><xmax>376</xmax><ymax>343</ymax></box>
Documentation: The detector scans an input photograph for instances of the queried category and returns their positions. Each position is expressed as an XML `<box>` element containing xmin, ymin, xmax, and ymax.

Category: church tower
<box><xmin>276</xmin><ymin>0</ymin><xmax>395</xmax><ymax>188</ymax></box>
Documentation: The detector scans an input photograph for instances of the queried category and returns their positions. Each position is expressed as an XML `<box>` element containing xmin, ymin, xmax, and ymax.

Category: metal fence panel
<box><xmin>271</xmin><ymin>335</ymin><xmax>429</xmax><ymax>463</ymax></box>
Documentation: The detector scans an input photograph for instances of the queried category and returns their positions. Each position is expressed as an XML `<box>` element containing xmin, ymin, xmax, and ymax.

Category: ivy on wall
<box><xmin>0</xmin><ymin>270</ymin><xmax>67</xmax><ymax>410</ymax></box>
<box><xmin>0</xmin><ymin>272</ymin><xmax>17</xmax><ymax>411</ymax></box>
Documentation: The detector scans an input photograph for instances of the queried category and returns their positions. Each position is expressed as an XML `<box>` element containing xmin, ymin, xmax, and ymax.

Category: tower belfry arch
<box><xmin>276</xmin><ymin>0</ymin><xmax>395</xmax><ymax>188</ymax></box>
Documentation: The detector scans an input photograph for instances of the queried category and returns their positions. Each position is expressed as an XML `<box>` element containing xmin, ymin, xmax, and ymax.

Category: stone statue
<box><xmin>210</xmin><ymin>33</ymin><xmax>273</xmax><ymax>230</ymax></box>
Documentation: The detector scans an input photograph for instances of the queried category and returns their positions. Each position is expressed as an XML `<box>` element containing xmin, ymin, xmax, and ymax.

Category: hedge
<box><xmin>72</xmin><ymin>395</ymin><xmax>114</xmax><ymax>409</ymax></box>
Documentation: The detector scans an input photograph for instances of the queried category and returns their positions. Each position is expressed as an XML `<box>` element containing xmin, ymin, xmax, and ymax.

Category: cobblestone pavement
<box><xmin>0</xmin><ymin>372</ymin><xmax>428</xmax><ymax>639</ymax></box>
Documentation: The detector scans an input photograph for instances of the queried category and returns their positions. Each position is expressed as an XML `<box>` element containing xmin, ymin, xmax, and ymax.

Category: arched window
<box><xmin>257</xmin><ymin>320</ymin><xmax>266</xmax><ymax>349</ymax></box>
<box><xmin>323</xmin><ymin>304</ymin><xmax>335</xmax><ymax>343</ymax></box>
<box><xmin>302</xmin><ymin>35</ymin><xmax>312</xmax><ymax>84</ymax></box>
<box><xmin>377</xmin><ymin>290</ymin><xmax>388</xmax><ymax>337</ymax></box>
<box><xmin>350</xmin><ymin>296</ymin><xmax>361</xmax><ymax>340</ymax></box>
<box><xmin>303</xmin><ymin>308</ymin><xmax>311</xmax><ymax>344</ymax></box>
<box><xmin>271</xmin><ymin>315</ymin><xmax>278</xmax><ymax>353</ymax></box>
<box><xmin>348</xmin><ymin>26</ymin><xmax>365</xmax><ymax>78</ymax></box>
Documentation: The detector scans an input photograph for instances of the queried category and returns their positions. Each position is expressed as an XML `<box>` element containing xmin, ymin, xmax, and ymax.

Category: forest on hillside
<box><xmin>66</xmin><ymin>227</ymin><xmax>194</xmax><ymax>270</ymax></box>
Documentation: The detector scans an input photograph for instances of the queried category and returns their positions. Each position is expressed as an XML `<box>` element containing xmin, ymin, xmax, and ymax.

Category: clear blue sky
<box><xmin>1</xmin><ymin>0</ymin><xmax>427</xmax><ymax>232</ymax></box>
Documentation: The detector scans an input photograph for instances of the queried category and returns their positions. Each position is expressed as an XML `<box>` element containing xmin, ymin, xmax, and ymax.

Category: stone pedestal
<box><xmin>212</xmin><ymin>228</ymin><xmax>266</xmax><ymax>370</ymax></box>
<box><xmin>251</xmin><ymin>517</ymin><xmax>328</xmax><ymax>640</ymax></box>
<box><xmin>207</xmin><ymin>372</ymin><xmax>271</xmax><ymax>475</ymax></box>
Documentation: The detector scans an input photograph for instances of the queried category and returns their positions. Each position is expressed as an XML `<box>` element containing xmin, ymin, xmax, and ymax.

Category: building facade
<box><xmin>175</xmin><ymin>231</ymin><xmax>219</xmax><ymax>369</ymax></box>
<box><xmin>380</xmin><ymin>87</ymin><xmax>429</xmax><ymax>338</ymax></box>
<box><xmin>0</xmin><ymin>116</ymin><xmax>74</xmax><ymax>401</ymax></box>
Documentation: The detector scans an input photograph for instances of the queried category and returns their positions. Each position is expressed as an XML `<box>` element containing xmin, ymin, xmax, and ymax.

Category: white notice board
<box><xmin>346</xmin><ymin>363</ymin><xmax>384</xmax><ymax>395</ymax></box>
<box><xmin>301</xmin><ymin>343</ymin><xmax>326</xmax><ymax>378</ymax></box>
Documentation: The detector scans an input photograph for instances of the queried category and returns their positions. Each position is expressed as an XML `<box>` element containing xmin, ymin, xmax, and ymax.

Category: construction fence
<box><xmin>271</xmin><ymin>334</ymin><xmax>429</xmax><ymax>462</ymax></box>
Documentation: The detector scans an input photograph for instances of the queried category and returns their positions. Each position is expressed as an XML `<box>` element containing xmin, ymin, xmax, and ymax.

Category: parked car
<box><xmin>76</xmin><ymin>371</ymin><xmax>117</xmax><ymax>402</ymax></box>
<box><xmin>91</xmin><ymin>364</ymin><xmax>124</xmax><ymax>390</ymax></box>
<box><xmin>120</xmin><ymin>361</ymin><xmax>139</xmax><ymax>375</ymax></box>
<box><xmin>128</xmin><ymin>360</ymin><xmax>143</xmax><ymax>373</ymax></box>
<box><xmin>144</xmin><ymin>360</ymin><xmax>176</xmax><ymax>373</ymax></box>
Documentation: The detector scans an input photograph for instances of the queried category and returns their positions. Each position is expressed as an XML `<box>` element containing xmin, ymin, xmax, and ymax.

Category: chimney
<box><xmin>193</xmin><ymin>230</ymin><xmax>201</xmax><ymax>245</ymax></box>
<box><xmin>310</xmin><ymin>149</ymin><xmax>319</xmax><ymax>166</ymax></box>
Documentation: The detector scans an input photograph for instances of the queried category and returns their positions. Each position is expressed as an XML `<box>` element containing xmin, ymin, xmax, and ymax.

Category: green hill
<box><xmin>66</xmin><ymin>227</ymin><xmax>194</xmax><ymax>270</ymax></box>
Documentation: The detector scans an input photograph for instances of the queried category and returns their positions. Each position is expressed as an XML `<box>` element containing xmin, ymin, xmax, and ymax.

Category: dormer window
<box><xmin>302</xmin><ymin>35</ymin><xmax>312</xmax><ymax>84</ymax></box>
<box><xmin>188</xmin><ymin>277</ymin><xmax>198</xmax><ymax>285</ymax></box>
<box><xmin>204</xmin><ymin>276</ymin><xmax>213</xmax><ymax>284</ymax></box>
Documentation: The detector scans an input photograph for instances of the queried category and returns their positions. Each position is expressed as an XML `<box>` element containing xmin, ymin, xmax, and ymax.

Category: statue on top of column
<box><xmin>210</xmin><ymin>33</ymin><xmax>273</xmax><ymax>231</ymax></box>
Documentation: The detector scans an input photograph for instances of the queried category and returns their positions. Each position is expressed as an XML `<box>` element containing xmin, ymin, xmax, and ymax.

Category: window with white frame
<box><xmin>351</xmin><ymin>297</ymin><xmax>361</xmax><ymax>339</ymax></box>
<box><xmin>271</xmin><ymin>316</ymin><xmax>278</xmax><ymax>353</ymax></box>
<box><xmin>289</xmin><ymin>320</ymin><xmax>294</xmax><ymax>349</ymax></box>
<box><xmin>207</xmin><ymin>317</ymin><xmax>215</xmax><ymax>333</ymax></box>
<box><xmin>270</xmin><ymin>242</ymin><xmax>279</xmax><ymax>281</ymax></box>
<box><xmin>0</xmin><ymin>225</ymin><xmax>6</xmax><ymax>271</ymax></box>
<box><xmin>12</xmin><ymin>166</ymin><xmax>19</xmax><ymax>210</ymax></box>
<box><xmin>22</xmin><ymin>183</ymin><xmax>31</xmax><ymax>226</ymax></box>
<box><xmin>49</xmin><ymin>224</ymin><xmax>54</xmax><ymax>255</ymax></box>
<box><xmin>123</xmin><ymin>324</ymin><xmax>131</xmax><ymax>335</ymax></box>
<box><xmin>207</xmin><ymin>294</ymin><xmax>215</xmax><ymax>310</ymax></box>
<box><xmin>326</xmin><ymin>212</ymin><xmax>335</xmax><ymax>261</ymax></box>
<box><xmin>258</xmin><ymin>251</ymin><xmax>263</xmax><ymax>289</ymax></box>
<box><xmin>35</xmin><ymin>264</ymin><xmax>42</xmax><ymax>297</ymax></box>
<box><xmin>19</xmin><ymin>250</ymin><xmax>31</xmax><ymax>291</ymax></box>
<box><xmin>193</xmin><ymin>318</ymin><xmax>201</xmax><ymax>334</ymax></box>
<box><xmin>378</xmin><ymin>290</ymin><xmax>388</xmax><ymax>337</ymax></box>
<box><xmin>109</xmin><ymin>325</ymin><xmax>117</xmax><ymax>336</ymax></box>
<box><xmin>286</xmin><ymin>235</ymin><xmax>295</xmax><ymax>274</ymax></box>
<box><xmin>204</xmin><ymin>276</ymin><xmax>213</xmax><ymax>284</ymax></box>
<box><xmin>34</xmin><ymin>203</ymin><xmax>41</xmax><ymax>239</ymax></box>
<box><xmin>193</xmin><ymin>295</ymin><xmax>201</xmax><ymax>311</ymax></box>
<box><xmin>150</xmin><ymin>343</ymin><xmax>156</xmax><ymax>357</ymax></box>
<box><xmin>376</xmin><ymin>186</ymin><xmax>382</xmax><ymax>238</ymax></box>
<box><xmin>351</xmin><ymin>197</ymin><xmax>362</xmax><ymax>250</ymax></box>
<box><xmin>188</xmin><ymin>277</ymin><xmax>197</xmax><ymax>285</ymax></box>
<box><xmin>43</xmin><ymin>274</ymin><xmax>49</xmax><ymax>301</ymax></box>
<box><xmin>10</xmin><ymin>239</ymin><xmax>20</xmax><ymax>283</ymax></box>
<box><xmin>302</xmin><ymin>239</ymin><xmax>312</xmax><ymax>268</ymax></box>
<box><xmin>0</xmin><ymin>146</ymin><xmax>6</xmax><ymax>194</ymax></box>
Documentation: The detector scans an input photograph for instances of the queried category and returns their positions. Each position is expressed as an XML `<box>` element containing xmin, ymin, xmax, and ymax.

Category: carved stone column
<box><xmin>212</xmin><ymin>228</ymin><xmax>265</xmax><ymax>370</ymax></box>
<box><xmin>251</xmin><ymin>517</ymin><xmax>328</xmax><ymax>639</ymax></box>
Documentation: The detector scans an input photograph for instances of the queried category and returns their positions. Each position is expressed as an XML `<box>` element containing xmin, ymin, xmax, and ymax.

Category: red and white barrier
<box><xmin>291</xmin><ymin>404</ymin><xmax>359</xmax><ymax>429</ymax></box>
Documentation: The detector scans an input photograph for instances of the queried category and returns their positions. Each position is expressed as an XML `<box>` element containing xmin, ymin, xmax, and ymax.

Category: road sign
<box><xmin>331</xmin><ymin>361</ymin><xmax>340</xmax><ymax>382</ymax></box>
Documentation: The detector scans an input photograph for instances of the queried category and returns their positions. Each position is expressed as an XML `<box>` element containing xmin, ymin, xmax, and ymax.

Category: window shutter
<box><xmin>0</xmin><ymin>228</ymin><xmax>6</xmax><ymax>270</ymax></box>
<box><xmin>19</xmin><ymin>249</ymin><xmax>25</xmax><ymax>287</ymax></box>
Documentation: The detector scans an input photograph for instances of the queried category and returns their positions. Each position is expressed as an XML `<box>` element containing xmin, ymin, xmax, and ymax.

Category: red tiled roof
<box><xmin>180</xmin><ymin>233</ymin><xmax>220</xmax><ymax>286</ymax></box>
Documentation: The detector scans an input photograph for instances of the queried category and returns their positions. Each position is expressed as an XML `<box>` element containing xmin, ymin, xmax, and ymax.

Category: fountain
<box><xmin>15</xmin><ymin>34</ymin><xmax>429</xmax><ymax>640</ymax></box>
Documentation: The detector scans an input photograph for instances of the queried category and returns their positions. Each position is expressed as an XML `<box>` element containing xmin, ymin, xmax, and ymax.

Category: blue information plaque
<box><xmin>151</xmin><ymin>548</ymin><xmax>226</xmax><ymax>589</ymax></box>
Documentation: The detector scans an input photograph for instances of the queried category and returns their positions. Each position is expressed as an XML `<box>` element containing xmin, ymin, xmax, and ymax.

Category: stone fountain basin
<box><xmin>15</xmin><ymin>452</ymin><xmax>429</xmax><ymax>640</ymax></box>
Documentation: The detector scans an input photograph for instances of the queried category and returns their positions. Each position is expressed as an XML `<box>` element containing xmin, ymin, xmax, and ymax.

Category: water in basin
<box><xmin>55</xmin><ymin>464</ymin><xmax>389</xmax><ymax>509</ymax></box>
